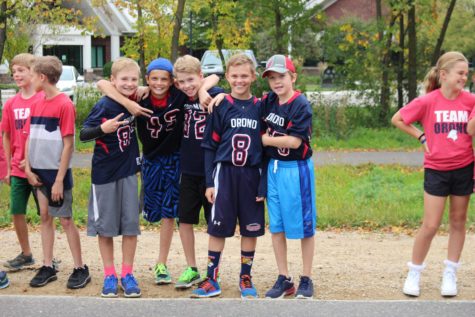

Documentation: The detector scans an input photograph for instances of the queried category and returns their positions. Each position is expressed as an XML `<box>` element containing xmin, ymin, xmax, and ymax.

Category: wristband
<box><xmin>417</xmin><ymin>133</ymin><xmax>425</xmax><ymax>141</ymax></box>
<box><xmin>420</xmin><ymin>138</ymin><xmax>426</xmax><ymax>144</ymax></box>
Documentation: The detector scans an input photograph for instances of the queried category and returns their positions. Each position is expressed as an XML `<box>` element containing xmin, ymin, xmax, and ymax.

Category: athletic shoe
<box><xmin>441</xmin><ymin>269</ymin><xmax>457</xmax><ymax>297</ymax></box>
<box><xmin>0</xmin><ymin>271</ymin><xmax>10</xmax><ymax>289</ymax></box>
<box><xmin>239</xmin><ymin>274</ymin><xmax>258</xmax><ymax>298</ymax></box>
<box><xmin>101</xmin><ymin>275</ymin><xmax>118</xmax><ymax>298</ymax></box>
<box><xmin>154</xmin><ymin>263</ymin><xmax>172</xmax><ymax>284</ymax></box>
<box><xmin>67</xmin><ymin>265</ymin><xmax>91</xmax><ymax>289</ymax></box>
<box><xmin>4</xmin><ymin>252</ymin><xmax>35</xmax><ymax>271</ymax></box>
<box><xmin>190</xmin><ymin>277</ymin><xmax>221</xmax><ymax>298</ymax></box>
<box><xmin>265</xmin><ymin>275</ymin><xmax>295</xmax><ymax>299</ymax></box>
<box><xmin>121</xmin><ymin>274</ymin><xmax>141</xmax><ymax>298</ymax></box>
<box><xmin>295</xmin><ymin>276</ymin><xmax>314</xmax><ymax>299</ymax></box>
<box><xmin>30</xmin><ymin>265</ymin><xmax>57</xmax><ymax>287</ymax></box>
<box><xmin>175</xmin><ymin>267</ymin><xmax>201</xmax><ymax>289</ymax></box>
<box><xmin>403</xmin><ymin>270</ymin><xmax>421</xmax><ymax>297</ymax></box>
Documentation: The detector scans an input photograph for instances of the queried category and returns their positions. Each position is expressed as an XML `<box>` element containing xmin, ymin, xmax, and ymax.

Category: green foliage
<box><xmin>102</xmin><ymin>61</ymin><xmax>113</xmax><ymax>79</ymax></box>
<box><xmin>74</xmin><ymin>85</ymin><xmax>101</xmax><ymax>126</ymax></box>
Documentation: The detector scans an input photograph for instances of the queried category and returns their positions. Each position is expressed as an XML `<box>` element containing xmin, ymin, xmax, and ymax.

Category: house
<box><xmin>306</xmin><ymin>0</ymin><xmax>384</xmax><ymax>22</ymax></box>
<box><xmin>31</xmin><ymin>0</ymin><xmax>135</xmax><ymax>75</ymax></box>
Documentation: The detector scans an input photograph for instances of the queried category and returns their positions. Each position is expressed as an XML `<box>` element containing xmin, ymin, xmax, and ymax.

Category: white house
<box><xmin>32</xmin><ymin>0</ymin><xmax>135</xmax><ymax>74</ymax></box>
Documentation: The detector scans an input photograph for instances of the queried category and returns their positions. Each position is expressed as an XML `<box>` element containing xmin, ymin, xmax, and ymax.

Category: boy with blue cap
<box><xmin>97</xmin><ymin>57</ymin><xmax>218</xmax><ymax>285</ymax></box>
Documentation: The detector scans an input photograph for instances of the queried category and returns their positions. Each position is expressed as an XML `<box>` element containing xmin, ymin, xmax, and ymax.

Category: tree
<box><xmin>431</xmin><ymin>0</ymin><xmax>457</xmax><ymax>65</ymax></box>
<box><xmin>170</xmin><ymin>0</ymin><xmax>186</xmax><ymax>62</ymax></box>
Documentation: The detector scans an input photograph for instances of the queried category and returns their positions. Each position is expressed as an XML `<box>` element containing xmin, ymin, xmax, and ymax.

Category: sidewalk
<box><xmin>72</xmin><ymin>151</ymin><xmax>423</xmax><ymax>168</ymax></box>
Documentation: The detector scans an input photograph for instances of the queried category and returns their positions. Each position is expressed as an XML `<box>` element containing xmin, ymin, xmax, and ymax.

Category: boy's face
<box><xmin>175</xmin><ymin>71</ymin><xmax>203</xmax><ymax>99</ymax></box>
<box><xmin>111</xmin><ymin>68</ymin><xmax>139</xmax><ymax>97</ymax></box>
<box><xmin>30</xmin><ymin>71</ymin><xmax>45</xmax><ymax>92</ymax></box>
<box><xmin>146</xmin><ymin>69</ymin><xmax>173</xmax><ymax>99</ymax></box>
<box><xmin>225</xmin><ymin>64</ymin><xmax>256</xmax><ymax>98</ymax></box>
<box><xmin>266</xmin><ymin>71</ymin><xmax>297</xmax><ymax>98</ymax></box>
<box><xmin>12</xmin><ymin>65</ymin><xmax>33</xmax><ymax>89</ymax></box>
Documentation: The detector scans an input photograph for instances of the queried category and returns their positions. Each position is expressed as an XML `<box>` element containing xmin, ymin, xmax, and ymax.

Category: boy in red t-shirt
<box><xmin>1</xmin><ymin>53</ymin><xmax>44</xmax><ymax>271</ymax></box>
<box><xmin>25</xmin><ymin>56</ymin><xmax>90</xmax><ymax>289</ymax></box>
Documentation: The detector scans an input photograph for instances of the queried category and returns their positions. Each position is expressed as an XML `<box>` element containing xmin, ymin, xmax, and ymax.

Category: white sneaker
<box><xmin>403</xmin><ymin>270</ymin><xmax>421</xmax><ymax>297</ymax></box>
<box><xmin>441</xmin><ymin>269</ymin><xmax>457</xmax><ymax>297</ymax></box>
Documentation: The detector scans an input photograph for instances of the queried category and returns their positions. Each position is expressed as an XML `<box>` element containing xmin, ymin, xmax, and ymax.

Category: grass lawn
<box><xmin>314</xmin><ymin>127</ymin><xmax>422</xmax><ymax>151</ymax></box>
<box><xmin>1</xmin><ymin>165</ymin><xmax>472</xmax><ymax>230</ymax></box>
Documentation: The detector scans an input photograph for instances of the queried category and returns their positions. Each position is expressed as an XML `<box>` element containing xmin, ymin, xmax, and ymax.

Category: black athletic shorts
<box><xmin>178</xmin><ymin>174</ymin><xmax>211</xmax><ymax>225</ymax></box>
<box><xmin>424</xmin><ymin>162</ymin><xmax>474</xmax><ymax>197</ymax></box>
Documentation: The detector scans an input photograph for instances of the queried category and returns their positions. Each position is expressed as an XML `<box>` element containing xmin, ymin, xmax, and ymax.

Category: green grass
<box><xmin>2</xmin><ymin>165</ymin><xmax>473</xmax><ymax>230</ymax></box>
<box><xmin>315</xmin><ymin>127</ymin><xmax>422</xmax><ymax>151</ymax></box>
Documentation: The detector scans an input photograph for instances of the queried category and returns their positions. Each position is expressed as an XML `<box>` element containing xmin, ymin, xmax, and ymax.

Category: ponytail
<box><xmin>424</xmin><ymin>66</ymin><xmax>440</xmax><ymax>93</ymax></box>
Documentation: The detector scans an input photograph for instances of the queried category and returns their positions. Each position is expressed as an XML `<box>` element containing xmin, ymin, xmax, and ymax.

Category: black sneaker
<box><xmin>295</xmin><ymin>276</ymin><xmax>314</xmax><ymax>299</ymax></box>
<box><xmin>30</xmin><ymin>266</ymin><xmax>57</xmax><ymax>287</ymax></box>
<box><xmin>67</xmin><ymin>265</ymin><xmax>91</xmax><ymax>289</ymax></box>
<box><xmin>4</xmin><ymin>252</ymin><xmax>35</xmax><ymax>271</ymax></box>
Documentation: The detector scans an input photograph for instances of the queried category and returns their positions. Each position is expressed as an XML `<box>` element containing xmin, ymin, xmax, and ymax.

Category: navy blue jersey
<box><xmin>83</xmin><ymin>96</ymin><xmax>140</xmax><ymax>185</ymax></box>
<box><xmin>180</xmin><ymin>86</ymin><xmax>225</xmax><ymax>176</ymax></box>
<box><xmin>202</xmin><ymin>95</ymin><xmax>263</xmax><ymax>186</ymax></box>
<box><xmin>261</xmin><ymin>91</ymin><xmax>313</xmax><ymax>160</ymax></box>
<box><xmin>136</xmin><ymin>86</ymin><xmax>187</xmax><ymax>159</ymax></box>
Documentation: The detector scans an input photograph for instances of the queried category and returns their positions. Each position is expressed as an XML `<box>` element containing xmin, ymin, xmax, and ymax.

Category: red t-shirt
<box><xmin>400</xmin><ymin>89</ymin><xmax>475</xmax><ymax>171</ymax></box>
<box><xmin>1</xmin><ymin>91</ymin><xmax>44</xmax><ymax>178</ymax></box>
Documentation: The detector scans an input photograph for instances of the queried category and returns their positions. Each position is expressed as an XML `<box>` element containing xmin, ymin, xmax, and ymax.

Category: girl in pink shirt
<box><xmin>392</xmin><ymin>51</ymin><xmax>475</xmax><ymax>298</ymax></box>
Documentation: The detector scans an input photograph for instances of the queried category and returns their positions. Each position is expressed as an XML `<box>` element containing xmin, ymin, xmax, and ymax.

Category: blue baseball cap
<box><xmin>146</xmin><ymin>58</ymin><xmax>173</xmax><ymax>75</ymax></box>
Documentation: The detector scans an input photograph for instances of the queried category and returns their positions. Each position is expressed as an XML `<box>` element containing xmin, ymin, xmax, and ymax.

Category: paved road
<box><xmin>72</xmin><ymin>151</ymin><xmax>424</xmax><ymax>168</ymax></box>
<box><xmin>0</xmin><ymin>295</ymin><xmax>473</xmax><ymax>317</ymax></box>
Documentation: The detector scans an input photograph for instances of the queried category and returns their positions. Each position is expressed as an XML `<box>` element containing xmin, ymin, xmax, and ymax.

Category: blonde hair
<box><xmin>424</xmin><ymin>51</ymin><xmax>468</xmax><ymax>93</ymax></box>
<box><xmin>174</xmin><ymin>55</ymin><xmax>201</xmax><ymax>76</ymax></box>
<box><xmin>11</xmin><ymin>53</ymin><xmax>36</xmax><ymax>70</ymax></box>
<box><xmin>32</xmin><ymin>56</ymin><xmax>62</xmax><ymax>85</ymax></box>
<box><xmin>111</xmin><ymin>57</ymin><xmax>140</xmax><ymax>77</ymax></box>
<box><xmin>226</xmin><ymin>53</ymin><xmax>256</xmax><ymax>75</ymax></box>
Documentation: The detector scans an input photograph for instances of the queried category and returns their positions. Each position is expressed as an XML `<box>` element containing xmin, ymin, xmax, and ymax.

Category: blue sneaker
<box><xmin>295</xmin><ymin>276</ymin><xmax>314</xmax><ymax>299</ymax></box>
<box><xmin>101</xmin><ymin>275</ymin><xmax>118</xmax><ymax>298</ymax></box>
<box><xmin>265</xmin><ymin>275</ymin><xmax>295</xmax><ymax>299</ymax></box>
<box><xmin>0</xmin><ymin>271</ymin><xmax>10</xmax><ymax>289</ymax></box>
<box><xmin>239</xmin><ymin>274</ymin><xmax>258</xmax><ymax>298</ymax></box>
<box><xmin>120</xmin><ymin>274</ymin><xmax>141</xmax><ymax>298</ymax></box>
<box><xmin>190</xmin><ymin>277</ymin><xmax>221</xmax><ymax>298</ymax></box>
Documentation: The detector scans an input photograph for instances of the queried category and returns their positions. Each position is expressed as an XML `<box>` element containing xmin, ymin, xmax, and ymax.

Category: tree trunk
<box><xmin>431</xmin><ymin>0</ymin><xmax>457</xmax><ymax>65</ymax></box>
<box><xmin>137</xmin><ymin>1</ymin><xmax>146</xmax><ymax>84</ymax></box>
<box><xmin>170</xmin><ymin>0</ymin><xmax>186</xmax><ymax>63</ymax></box>
<box><xmin>397</xmin><ymin>13</ymin><xmax>405</xmax><ymax>109</ymax></box>
<box><xmin>407</xmin><ymin>1</ymin><xmax>417</xmax><ymax>101</ymax></box>
<box><xmin>0</xmin><ymin>0</ymin><xmax>8</xmax><ymax>65</ymax></box>
<box><xmin>274</xmin><ymin>4</ymin><xmax>284</xmax><ymax>53</ymax></box>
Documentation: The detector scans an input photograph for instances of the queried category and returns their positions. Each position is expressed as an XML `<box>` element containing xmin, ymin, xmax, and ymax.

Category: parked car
<box><xmin>200</xmin><ymin>49</ymin><xmax>258</xmax><ymax>76</ymax></box>
<box><xmin>57</xmin><ymin>65</ymin><xmax>84</xmax><ymax>101</ymax></box>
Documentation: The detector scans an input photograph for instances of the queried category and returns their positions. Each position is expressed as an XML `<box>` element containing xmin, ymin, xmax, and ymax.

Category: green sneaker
<box><xmin>154</xmin><ymin>263</ymin><xmax>172</xmax><ymax>285</ymax></box>
<box><xmin>175</xmin><ymin>267</ymin><xmax>201</xmax><ymax>289</ymax></box>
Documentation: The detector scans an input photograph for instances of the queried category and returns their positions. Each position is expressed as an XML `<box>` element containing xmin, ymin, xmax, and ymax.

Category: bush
<box><xmin>102</xmin><ymin>61</ymin><xmax>113</xmax><ymax>79</ymax></box>
<box><xmin>75</xmin><ymin>85</ymin><xmax>102</xmax><ymax>126</ymax></box>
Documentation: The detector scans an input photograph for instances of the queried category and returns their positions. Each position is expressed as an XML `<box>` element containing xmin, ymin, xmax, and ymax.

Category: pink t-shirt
<box><xmin>1</xmin><ymin>91</ymin><xmax>44</xmax><ymax>178</ymax></box>
<box><xmin>400</xmin><ymin>89</ymin><xmax>475</xmax><ymax>171</ymax></box>
<box><xmin>0</xmin><ymin>128</ymin><xmax>7</xmax><ymax>180</ymax></box>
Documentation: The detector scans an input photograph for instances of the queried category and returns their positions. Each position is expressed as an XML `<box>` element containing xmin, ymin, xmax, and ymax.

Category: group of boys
<box><xmin>1</xmin><ymin>51</ymin><xmax>317</xmax><ymax>299</ymax></box>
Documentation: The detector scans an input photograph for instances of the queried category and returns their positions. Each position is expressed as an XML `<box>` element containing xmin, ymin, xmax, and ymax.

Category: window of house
<box><xmin>92</xmin><ymin>46</ymin><xmax>105</xmax><ymax>68</ymax></box>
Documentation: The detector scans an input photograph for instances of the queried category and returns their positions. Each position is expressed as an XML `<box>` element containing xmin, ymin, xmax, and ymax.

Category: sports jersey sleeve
<box><xmin>400</xmin><ymin>96</ymin><xmax>427</xmax><ymax>125</ymax></box>
<box><xmin>83</xmin><ymin>101</ymin><xmax>107</xmax><ymax>129</ymax></box>
<box><xmin>208</xmin><ymin>86</ymin><xmax>226</xmax><ymax>98</ymax></box>
<box><xmin>287</xmin><ymin>99</ymin><xmax>312</xmax><ymax>140</ymax></box>
<box><xmin>201</xmin><ymin>109</ymin><xmax>222</xmax><ymax>151</ymax></box>
<box><xmin>59</xmin><ymin>101</ymin><xmax>76</xmax><ymax>137</ymax></box>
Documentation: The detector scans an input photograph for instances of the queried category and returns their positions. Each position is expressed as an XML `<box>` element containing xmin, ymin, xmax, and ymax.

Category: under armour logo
<box><xmin>447</xmin><ymin>129</ymin><xmax>458</xmax><ymax>141</ymax></box>
<box><xmin>213</xmin><ymin>220</ymin><xmax>221</xmax><ymax>226</ymax></box>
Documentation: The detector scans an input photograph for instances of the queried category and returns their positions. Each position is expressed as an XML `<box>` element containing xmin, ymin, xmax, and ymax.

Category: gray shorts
<box><xmin>33</xmin><ymin>186</ymin><xmax>73</xmax><ymax>218</ymax></box>
<box><xmin>87</xmin><ymin>174</ymin><xmax>140</xmax><ymax>237</ymax></box>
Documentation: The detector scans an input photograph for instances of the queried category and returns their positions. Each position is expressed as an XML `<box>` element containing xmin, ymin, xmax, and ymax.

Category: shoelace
<box><xmin>299</xmin><ymin>278</ymin><xmax>310</xmax><ymax>290</ymax></box>
<box><xmin>155</xmin><ymin>265</ymin><xmax>167</xmax><ymax>276</ymax></box>
<box><xmin>443</xmin><ymin>270</ymin><xmax>456</xmax><ymax>284</ymax></box>
<box><xmin>407</xmin><ymin>271</ymin><xmax>420</xmax><ymax>282</ymax></box>
<box><xmin>240</xmin><ymin>275</ymin><xmax>252</xmax><ymax>289</ymax></box>
<box><xmin>124</xmin><ymin>275</ymin><xmax>138</xmax><ymax>287</ymax></box>
<box><xmin>104</xmin><ymin>276</ymin><xmax>117</xmax><ymax>288</ymax></box>
<box><xmin>197</xmin><ymin>278</ymin><xmax>215</xmax><ymax>291</ymax></box>
<box><xmin>272</xmin><ymin>276</ymin><xmax>286</xmax><ymax>289</ymax></box>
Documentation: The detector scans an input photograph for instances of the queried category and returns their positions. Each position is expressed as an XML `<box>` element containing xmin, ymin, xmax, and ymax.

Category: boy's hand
<box><xmin>205</xmin><ymin>187</ymin><xmax>215</xmax><ymax>204</ymax></box>
<box><xmin>100</xmin><ymin>113</ymin><xmax>129</xmax><ymax>134</ymax></box>
<box><xmin>256</xmin><ymin>196</ymin><xmax>265</xmax><ymax>202</ymax></box>
<box><xmin>3</xmin><ymin>172</ymin><xmax>10</xmax><ymax>185</ymax></box>
<box><xmin>51</xmin><ymin>180</ymin><xmax>64</xmax><ymax>202</ymax></box>
<box><xmin>136</xmin><ymin>86</ymin><xmax>150</xmax><ymax>100</ymax></box>
<box><xmin>207</xmin><ymin>93</ymin><xmax>226</xmax><ymax>114</ymax></box>
<box><xmin>126</xmin><ymin>101</ymin><xmax>153</xmax><ymax>118</ymax></box>
<box><xmin>19</xmin><ymin>159</ymin><xmax>26</xmax><ymax>170</ymax></box>
<box><xmin>25</xmin><ymin>170</ymin><xmax>42</xmax><ymax>187</ymax></box>
<box><xmin>261</xmin><ymin>132</ymin><xmax>271</xmax><ymax>146</ymax></box>
<box><xmin>198</xmin><ymin>90</ymin><xmax>212</xmax><ymax>110</ymax></box>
